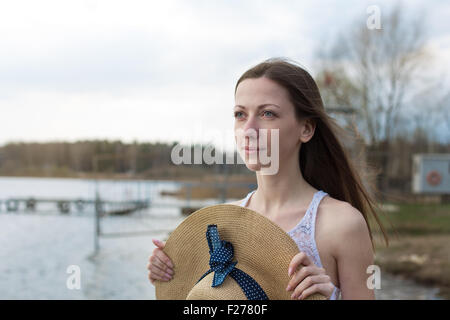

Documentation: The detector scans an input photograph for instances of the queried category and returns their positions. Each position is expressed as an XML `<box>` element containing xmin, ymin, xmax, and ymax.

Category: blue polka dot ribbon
<box><xmin>195</xmin><ymin>224</ymin><xmax>269</xmax><ymax>300</ymax></box>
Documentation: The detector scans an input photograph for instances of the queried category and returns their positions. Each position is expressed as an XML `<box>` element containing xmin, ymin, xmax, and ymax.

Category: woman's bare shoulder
<box><xmin>320</xmin><ymin>195</ymin><xmax>369</xmax><ymax>235</ymax></box>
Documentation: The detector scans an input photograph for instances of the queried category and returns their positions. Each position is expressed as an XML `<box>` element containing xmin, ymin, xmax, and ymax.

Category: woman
<box><xmin>148</xmin><ymin>57</ymin><xmax>389</xmax><ymax>300</ymax></box>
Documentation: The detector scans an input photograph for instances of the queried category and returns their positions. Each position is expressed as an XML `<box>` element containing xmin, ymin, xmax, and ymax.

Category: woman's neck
<box><xmin>253</xmin><ymin>156</ymin><xmax>317</xmax><ymax>214</ymax></box>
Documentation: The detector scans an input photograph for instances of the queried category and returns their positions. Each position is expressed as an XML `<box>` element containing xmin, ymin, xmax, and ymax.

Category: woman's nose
<box><xmin>242</xmin><ymin>115</ymin><xmax>260</xmax><ymax>137</ymax></box>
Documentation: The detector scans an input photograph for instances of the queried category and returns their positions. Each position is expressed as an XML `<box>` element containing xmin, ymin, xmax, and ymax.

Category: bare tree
<box><xmin>314</xmin><ymin>4</ymin><xmax>449</xmax><ymax>194</ymax></box>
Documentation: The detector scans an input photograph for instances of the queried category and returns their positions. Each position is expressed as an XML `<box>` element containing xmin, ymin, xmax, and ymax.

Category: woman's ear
<box><xmin>299</xmin><ymin>119</ymin><xmax>316</xmax><ymax>143</ymax></box>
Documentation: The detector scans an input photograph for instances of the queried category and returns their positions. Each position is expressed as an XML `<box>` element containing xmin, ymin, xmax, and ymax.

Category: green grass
<box><xmin>375</xmin><ymin>203</ymin><xmax>450</xmax><ymax>236</ymax></box>
<box><xmin>369</xmin><ymin>203</ymin><xmax>450</xmax><ymax>298</ymax></box>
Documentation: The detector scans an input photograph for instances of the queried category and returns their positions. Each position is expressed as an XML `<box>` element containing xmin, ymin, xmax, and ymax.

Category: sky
<box><xmin>1</xmin><ymin>0</ymin><xmax>449</xmax><ymax>152</ymax></box>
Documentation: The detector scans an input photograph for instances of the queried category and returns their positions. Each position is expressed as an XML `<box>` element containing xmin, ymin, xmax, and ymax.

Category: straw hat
<box><xmin>155</xmin><ymin>204</ymin><xmax>326</xmax><ymax>300</ymax></box>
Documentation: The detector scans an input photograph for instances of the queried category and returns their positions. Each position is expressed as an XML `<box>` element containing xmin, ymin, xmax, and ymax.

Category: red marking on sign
<box><xmin>426</xmin><ymin>170</ymin><xmax>442</xmax><ymax>186</ymax></box>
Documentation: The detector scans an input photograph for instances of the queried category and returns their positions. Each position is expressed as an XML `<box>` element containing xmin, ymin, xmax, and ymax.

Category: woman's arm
<box><xmin>333</xmin><ymin>203</ymin><xmax>376</xmax><ymax>300</ymax></box>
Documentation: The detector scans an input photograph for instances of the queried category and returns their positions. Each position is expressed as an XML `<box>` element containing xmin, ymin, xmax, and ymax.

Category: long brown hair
<box><xmin>235</xmin><ymin>57</ymin><xmax>392</xmax><ymax>251</ymax></box>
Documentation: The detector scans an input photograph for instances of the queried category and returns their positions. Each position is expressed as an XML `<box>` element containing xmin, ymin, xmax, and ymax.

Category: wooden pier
<box><xmin>0</xmin><ymin>197</ymin><xmax>150</xmax><ymax>215</ymax></box>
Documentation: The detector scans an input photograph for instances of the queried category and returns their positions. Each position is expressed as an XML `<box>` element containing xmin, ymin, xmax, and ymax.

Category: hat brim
<box><xmin>155</xmin><ymin>204</ymin><xmax>326</xmax><ymax>300</ymax></box>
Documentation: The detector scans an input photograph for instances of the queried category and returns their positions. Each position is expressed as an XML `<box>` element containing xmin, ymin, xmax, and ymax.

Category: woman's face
<box><xmin>234</xmin><ymin>76</ymin><xmax>311</xmax><ymax>173</ymax></box>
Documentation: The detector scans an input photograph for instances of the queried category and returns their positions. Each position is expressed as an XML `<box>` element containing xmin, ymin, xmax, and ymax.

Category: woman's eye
<box><xmin>234</xmin><ymin>111</ymin><xmax>244</xmax><ymax>119</ymax></box>
<box><xmin>234</xmin><ymin>110</ymin><xmax>275</xmax><ymax>119</ymax></box>
<box><xmin>263</xmin><ymin>110</ymin><xmax>275</xmax><ymax>117</ymax></box>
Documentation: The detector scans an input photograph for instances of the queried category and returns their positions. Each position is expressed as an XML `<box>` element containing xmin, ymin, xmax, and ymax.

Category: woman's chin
<box><xmin>244</xmin><ymin>162</ymin><xmax>262</xmax><ymax>171</ymax></box>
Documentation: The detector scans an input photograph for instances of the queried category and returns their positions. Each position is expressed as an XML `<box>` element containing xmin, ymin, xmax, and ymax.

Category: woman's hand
<box><xmin>147</xmin><ymin>238</ymin><xmax>174</xmax><ymax>286</ymax></box>
<box><xmin>286</xmin><ymin>251</ymin><xmax>334</xmax><ymax>300</ymax></box>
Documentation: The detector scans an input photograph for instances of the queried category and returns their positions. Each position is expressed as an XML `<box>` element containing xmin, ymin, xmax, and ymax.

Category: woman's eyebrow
<box><xmin>234</xmin><ymin>104</ymin><xmax>281</xmax><ymax>109</ymax></box>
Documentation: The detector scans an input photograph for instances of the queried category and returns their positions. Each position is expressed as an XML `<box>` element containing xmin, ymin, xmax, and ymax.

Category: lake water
<box><xmin>0</xmin><ymin>177</ymin><xmax>445</xmax><ymax>300</ymax></box>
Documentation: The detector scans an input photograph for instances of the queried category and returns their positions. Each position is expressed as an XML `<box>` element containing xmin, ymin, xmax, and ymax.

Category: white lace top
<box><xmin>240</xmin><ymin>189</ymin><xmax>341</xmax><ymax>300</ymax></box>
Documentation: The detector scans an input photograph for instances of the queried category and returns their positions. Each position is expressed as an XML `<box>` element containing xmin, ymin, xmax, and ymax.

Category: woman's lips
<box><xmin>244</xmin><ymin>146</ymin><xmax>266</xmax><ymax>153</ymax></box>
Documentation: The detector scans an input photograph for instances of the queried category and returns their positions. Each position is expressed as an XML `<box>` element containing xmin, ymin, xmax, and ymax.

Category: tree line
<box><xmin>0</xmin><ymin>140</ymin><xmax>250</xmax><ymax>180</ymax></box>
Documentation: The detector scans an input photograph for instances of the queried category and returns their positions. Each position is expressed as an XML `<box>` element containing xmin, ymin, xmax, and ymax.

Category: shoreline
<box><xmin>374</xmin><ymin>233</ymin><xmax>450</xmax><ymax>299</ymax></box>
<box><xmin>0</xmin><ymin>173</ymin><xmax>256</xmax><ymax>183</ymax></box>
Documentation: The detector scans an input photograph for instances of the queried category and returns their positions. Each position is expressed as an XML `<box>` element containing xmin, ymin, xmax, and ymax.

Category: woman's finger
<box><xmin>154</xmin><ymin>248</ymin><xmax>174</xmax><ymax>270</ymax></box>
<box><xmin>152</xmin><ymin>238</ymin><xmax>166</xmax><ymax>249</ymax></box>
<box><xmin>286</xmin><ymin>265</ymin><xmax>315</xmax><ymax>292</ymax></box>
<box><xmin>148</xmin><ymin>265</ymin><xmax>171</xmax><ymax>283</ymax></box>
<box><xmin>287</xmin><ymin>251</ymin><xmax>312</xmax><ymax>277</ymax></box>
<box><xmin>149</xmin><ymin>254</ymin><xmax>167</xmax><ymax>274</ymax></box>
<box><xmin>150</xmin><ymin>252</ymin><xmax>174</xmax><ymax>275</ymax></box>
<box><xmin>149</xmin><ymin>263</ymin><xmax>172</xmax><ymax>281</ymax></box>
<box><xmin>290</xmin><ymin>274</ymin><xmax>331</xmax><ymax>299</ymax></box>
<box><xmin>297</xmin><ymin>282</ymin><xmax>334</xmax><ymax>300</ymax></box>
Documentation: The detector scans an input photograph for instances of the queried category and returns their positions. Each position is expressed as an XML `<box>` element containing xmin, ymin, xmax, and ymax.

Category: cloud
<box><xmin>0</xmin><ymin>0</ymin><xmax>449</xmax><ymax>146</ymax></box>
<box><xmin>0</xmin><ymin>0</ymin><xmax>314</xmax><ymax>94</ymax></box>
